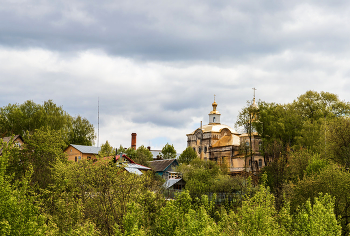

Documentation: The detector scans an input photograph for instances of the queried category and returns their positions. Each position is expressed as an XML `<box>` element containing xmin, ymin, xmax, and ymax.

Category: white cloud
<box><xmin>1</xmin><ymin>46</ymin><xmax>350</xmax><ymax>152</ymax></box>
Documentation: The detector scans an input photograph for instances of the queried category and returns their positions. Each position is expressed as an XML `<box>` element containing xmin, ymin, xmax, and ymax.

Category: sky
<box><xmin>1</xmin><ymin>0</ymin><xmax>350</xmax><ymax>153</ymax></box>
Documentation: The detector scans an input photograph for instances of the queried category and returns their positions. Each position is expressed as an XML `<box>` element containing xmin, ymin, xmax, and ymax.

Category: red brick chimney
<box><xmin>131</xmin><ymin>133</ymin><xmax>137</xmax><ymax>150</ymax></box>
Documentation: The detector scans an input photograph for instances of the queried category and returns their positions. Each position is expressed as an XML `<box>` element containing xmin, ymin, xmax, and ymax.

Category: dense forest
<box><xmin>1</xmin><ymin>91</ymin><xmax>350</xmax><ymax>235</ymax></box>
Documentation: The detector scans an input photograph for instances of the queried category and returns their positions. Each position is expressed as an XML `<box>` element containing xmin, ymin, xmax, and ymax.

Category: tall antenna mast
<box><xmin>98</xmin><ymin>97</ymin><xmax>99</xmax><ymax>147</ymax></box>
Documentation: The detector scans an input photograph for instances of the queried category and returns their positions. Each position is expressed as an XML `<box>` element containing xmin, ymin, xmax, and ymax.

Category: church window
<box><xmin>259</xmin><ymin>159</ymin><xmax>262</xmax><ymax>167</ymax></box>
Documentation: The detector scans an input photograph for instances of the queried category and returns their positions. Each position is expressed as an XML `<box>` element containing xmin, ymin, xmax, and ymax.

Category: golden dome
<box><xmin>210</xmin><ymin>96</ymin><xmax>219</xmax><ymax>114</ymax></box>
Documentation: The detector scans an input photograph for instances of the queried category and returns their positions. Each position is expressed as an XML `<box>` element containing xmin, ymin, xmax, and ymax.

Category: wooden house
<box><xmin>64</xmin><ymin>144</ymin><xmax>101</xmax><ymax>162</ymax></box>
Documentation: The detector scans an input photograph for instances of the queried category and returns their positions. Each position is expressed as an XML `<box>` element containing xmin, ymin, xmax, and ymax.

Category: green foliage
<box><xmin>178</xmin><ymin>146</ymin><xmax>198</xmax><ymax>164</ymax></box>
<box><xmin>178</xmin><ymin>158</ymin><xmax>247</xmax><ymax>204</ymax></box>
<box><xmin>49</xmin><ymin>159</ymin><xmax>162</xmax><ymax>235</ymax></box>
<box><xmin>325</xmin><ymin>117</ymin><xmax>350</xmax><ymax>167</ymax></box>
<box><xmin>67</xmin><ymin>115</ymin><xmax>96</xmax><ymax>146</ymax></box>
<box><xmin>116</xmin><ymin>144</ymin><xmax>125</xmax><ymax>154</ymax></box>
<box><xmin>290</xmin><ymin>164</ymin><xmax>350</xmax><ymax>234</ymax></box>
<box><xmin>98</xmin><ymin>140</ymin><xmax>114</xmax><ymax>158</ymax></box>
<box><xmin>22</xmin><ymin>128</ymin><xmax>67</xmax><ymax>189</ymax></box>
<box><xmin>0</xmin><ymin>140</ymin><xmax>58</xmax><ymax>236</ymax></box>
<box><xmin>124</xmin><ymin>147</ymin><xmax>137</xmax><ymax>159</ymax></box>
<box><xmin>135</xmin><ymin>145</ymin><xmax>153</xmax><ymax>166</ymax></box>
<box><xmin>0</xmin><ymin>100</ymin><xmax>95</xmax><ymax>147</ymax></box>
<box><xmin>160</xmin><ymin>143</ymin><xmax>177</xmax><ymax>159</ymax></box>
<box><xmin>123</xmin><ymin>145</ymin><xmax>153</xmax><ymax>166</ymax></box>
<box><xmin>231</xmin><ymin>181</ymin><xmax>282</xmax><ymax>235</ymax></box>
<box><xmin>293</xmin><ymin>194</ymin><xmax>341</xmax><ymax>236</ymax></box>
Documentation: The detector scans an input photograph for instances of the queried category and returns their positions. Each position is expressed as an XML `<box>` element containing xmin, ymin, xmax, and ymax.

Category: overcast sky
<box><xmin>1</xmin><ymin>0</ymin><xmax>350</xmax><ymax>152</ymax></box>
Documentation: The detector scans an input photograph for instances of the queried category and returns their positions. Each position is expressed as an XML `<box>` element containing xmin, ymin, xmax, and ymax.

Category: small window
<box><xmin>204</xmin><ymin>146</ymin><xmax>207</xmax><ymax>153</ymax></box>
<box><xmin>78</xmin><ymin>156</ymin><xmax>81</xmax><ymax>161</ymax></box>
<box><xmin>70</xmin><ymin>148</ymin><xmax>72</xmax><ymax>152</ymax></box>
<box><xmin>193</xmin><ymin>147</ymin><xmax>196</xmax><ymax>152</ymax></box>
<box><xmin>245</xmin><ymin>141</ymin><xmax>249</xmax><ymax>147</ymax></box>
<box><xmin>75</xmin><ymin>156</ymin><xmax>77</xmax><ymax>162</ymax></box>
<box><xmin>199</xmin><ymin>147</ymin><xmax>201</xmax><ymax>154</ymax></box>
<box><xmin>249</xmin><ymin>160</ymin><xmax>251</xmax><ymax>166</ymax></box>
<box><xmin>87</xmin><ymin>156</ymin><xmax>91</xmax><ymax>160</ymax></box>
<box><xmin>213</xmin><ymin>117</ymin><xmax>216</xmax><ymax>122</ymax></box>
<box><xmin>259</xmin><ymin>159</ymin><xmax>263</xmax><ymax>167</ymax></box>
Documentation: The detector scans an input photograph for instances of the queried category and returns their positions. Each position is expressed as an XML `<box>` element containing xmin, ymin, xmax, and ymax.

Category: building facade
<box><xmin>186</xmin><ymin>99</ymin><xmax>264</xmax><ymax>174</ymax></box>
<box><xmin>64</xmin><ymin>144</ymin><xmax>101</xmax><ymax>162</ymax></box>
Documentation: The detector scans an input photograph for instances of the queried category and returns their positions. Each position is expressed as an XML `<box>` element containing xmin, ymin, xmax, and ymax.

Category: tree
<box><xmin>116</xmin><ymin>145</ymin><xmax>125</xmax><ymax>154</ymax></box>
<box><xmin>178</xmin><ymin>147</ymin><xmax>198</xmax><ymax>164</ymax></box>
<box><xmin>124</xmin><ymin>147</ymin><xmax>137</xmax><ymax>160</ymax></box>
<box><xmin>49</xmin><ymin>159</ymin><xmax>160</xmax><ymax>235</ymax></box>
<box><xmin>134</xmin><ymin>145</ymin><xmax>153</xmax><ymax>166</ymax></box>
<box><xmin>0</xmin><ymin>100</ymin><xmax>96</xmax><ymax>148</ymax></box>
<box><xmin>324</xmin><ymin>117</ymin><xmax>350</xmax><ymax>167</ymax></box>
<box><xmin>0</xmin><ymin>139</ymin><xmax>59</xmax><ymax>235</ymax></box>
<box><xmin>235</xmin><ymin>100</ymin><xmax>259</xmax><ymax>172</ymax></box>
<box><xmin>21</xmin><ymin>127</ymin><xmax>67</xmax><ymax>189</ymax></box>
<box><xmin>67</xmin><ymin>115</ymin><xmax>96</xmax><ymax>146</ymax></box>
<box><xmin>160</xmin><ymin>143</ymin><xmax>177</xmax><ymax>159</ymax></box>
<box><xmin>290</xmin><ymin>164</ymin><xmax>350</xmax><ymax>234</ymax></box>
<box><xmin>98</xmin><ymin>140</ymin><xmax>114</xmax><ymax>158</ymax></box>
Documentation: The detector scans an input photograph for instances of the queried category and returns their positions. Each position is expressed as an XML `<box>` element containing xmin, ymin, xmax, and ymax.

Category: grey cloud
<box><xmin>2</xmin><ymin>0</ymin><xmax>350</xmax><ymax>61</ymax></box>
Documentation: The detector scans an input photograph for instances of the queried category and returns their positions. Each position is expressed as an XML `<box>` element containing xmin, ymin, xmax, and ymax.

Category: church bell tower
<box><xmin>208</xmin><ymin>96</ymin><xmax>221</xmax><ymax>125</ymax></box>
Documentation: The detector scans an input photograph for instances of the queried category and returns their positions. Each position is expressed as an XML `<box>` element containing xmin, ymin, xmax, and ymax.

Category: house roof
<box><xmin>149</xmin><ymin>159</ymin><xmax>178</xmax><ymax>172</ymax></box>
<box><xmin>0</xmin><ymin>135</ymin><xmax>24</xmax><ymax>155</ymax></box>
<box><xmin>125</xmin><ymin>163</ymin><xmax>151</xmax><ymax>170</ymax></box>
<box><xmin>115</xmin><ymin>154</ymin><xmax>136</xmax><ymax>164</ymax></box>
<box><xmin>163</xmin><ymin>178</ymin><xmax>184</xmax><ymax>189</ymax></box>
<box><xmin>188</xmin><ymin>124</ymin><xmax>238</xmax><ymax>135</ymax></box>
<box><xmin>240</xmin><ymin>132</ymin><xmax>259</xmax><ymax>137</ymax></box>
<box><xmin>211</xmin><ymin>135</ymin><xmax>234</xmax><ymax>148</ymax></box>
<box><xmin>124</xmin><ymin>167</ymin><xmax>143</xmax><ymax>175</ymax></box>
<box><xmin>1</xmin><ymin>135</ymin><xmax>23</xmax><ymax>143</ymax></box>
<box><xmin>69</xmin><ymin>144</ymin><xmax>101</xmax><ymax>154</ymax></box>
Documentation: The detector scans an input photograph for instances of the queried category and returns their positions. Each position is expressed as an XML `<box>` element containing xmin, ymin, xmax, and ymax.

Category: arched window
<box><xmin>198</xmin><ymin>147</ymin><xmax>201</xmax><ymax>154</ymax></box>
<box><xmin>204</xmin><ymin>146</ymin><xmax>207</xmax><ymax>153</ymax></box>
<box><xmin>213</xmin><ymin>117</ymin><xmax>215</xmax><ymax>122</ymax></box>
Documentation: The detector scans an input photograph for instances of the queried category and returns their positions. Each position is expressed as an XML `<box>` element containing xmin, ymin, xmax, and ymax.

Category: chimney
<box><xmin>131</xmin><ymin>133</ymin><xmax>137</xmax><ymax>150</ymax></box>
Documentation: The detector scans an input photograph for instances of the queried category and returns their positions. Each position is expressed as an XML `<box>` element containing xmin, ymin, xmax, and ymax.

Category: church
<box><xmin>186</xmin><ymin>98</ymin><xmax>264</xmax><ymax>174</ymax></box>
